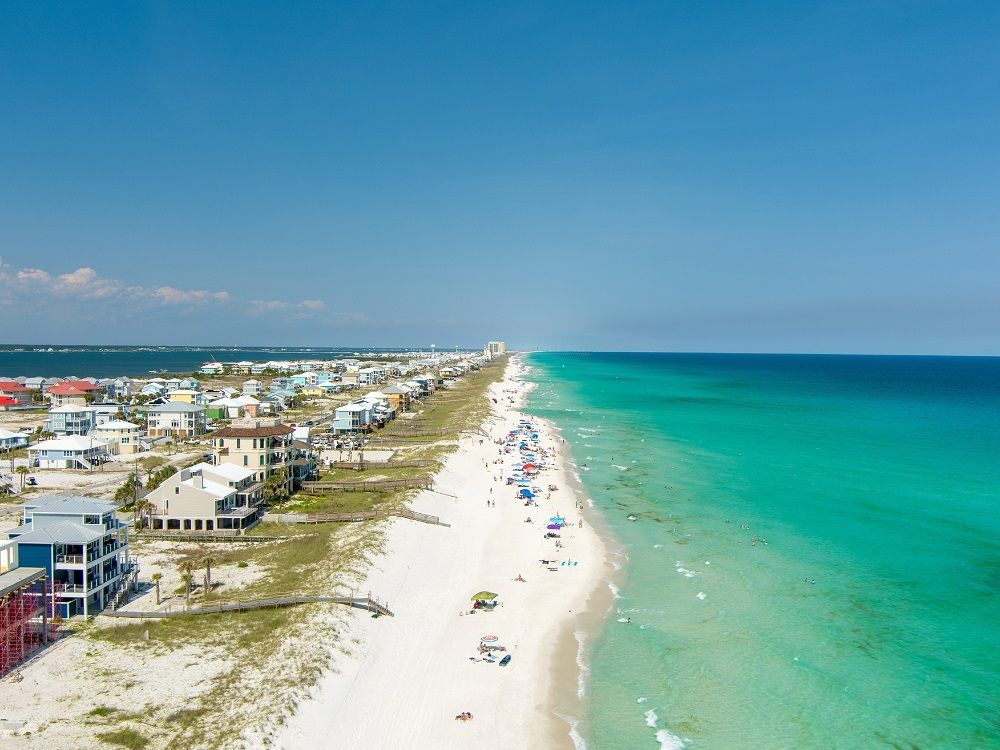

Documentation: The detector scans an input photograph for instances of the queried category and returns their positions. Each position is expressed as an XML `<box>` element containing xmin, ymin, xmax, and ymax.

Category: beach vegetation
<box><xmin>95</xmin><ymin>728</ymin><xmax>149</xmax><ymax>749</ymax></box>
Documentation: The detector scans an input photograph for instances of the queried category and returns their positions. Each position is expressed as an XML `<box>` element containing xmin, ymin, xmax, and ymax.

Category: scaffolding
<box><xmin>0</xmin><ymin>575</ymin><xmax>60</xmax><ymax>678</ymax></box>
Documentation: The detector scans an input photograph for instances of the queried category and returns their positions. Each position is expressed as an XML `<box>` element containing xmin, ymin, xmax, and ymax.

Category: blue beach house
<box><xmin>7</xmin><ymin>495</ymin><xmax>135</xmax><ymax>618</ymax></box>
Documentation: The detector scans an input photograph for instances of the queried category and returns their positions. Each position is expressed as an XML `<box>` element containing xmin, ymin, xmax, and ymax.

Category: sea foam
<box><xmin>645</xmin><ymin>709</ymin><xmax>659</xmax><ymax>728</ymax></box>
<box><xmin>574</xmin><ymin>629</ymin><xmax>590</xmax><ymax>699</ymax></box>
<box><xmin>655</xmin><ymin>729</ymin><xmax>689</xmax><ymax>749</ymax></box>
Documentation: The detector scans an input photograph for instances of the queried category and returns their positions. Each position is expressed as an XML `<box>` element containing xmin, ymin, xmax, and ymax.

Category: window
<box><xmin>243</xmin><ymin>455</ymin><xmax>248</xmax><ymax>466</ymax></box>
<box><xmin>175</xmin><ymin>487</ymin><xmax>179</xmax><ymax>494</ymax></box>
<box><xmin>236</xmin><ymin>438</ymin><xmax>241</xmax><ymax>449</ymax></box>
<box><xmin>259</xmin><ymin>454</ymin><xmax>264</xmax><ymax>465</ymax></box>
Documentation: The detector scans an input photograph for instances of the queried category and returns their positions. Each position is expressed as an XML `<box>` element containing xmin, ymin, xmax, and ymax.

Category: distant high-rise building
<box><xmin>486</xmin><ymin>341</ymin><xmax>506</xmax><ymax>356</ymax></box>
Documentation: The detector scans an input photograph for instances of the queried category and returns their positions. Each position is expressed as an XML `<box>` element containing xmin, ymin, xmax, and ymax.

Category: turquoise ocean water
<box><xmin>525</xmin><ymin>353</ymin><xmax>1000</xmax><ymax>750</ymax></box>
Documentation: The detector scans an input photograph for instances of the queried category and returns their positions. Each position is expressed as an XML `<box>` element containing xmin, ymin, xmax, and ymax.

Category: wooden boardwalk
<box><xmin>104</xmin><ymin>593</ymin><xmax>393</xmax><ymax>619</ymax></box>
<box><xmin>303</xmin><ymin>478</ymin><xmax>431</xmax><ymax>493</ymax></box>
<box><xmin>327</xmin><ymin>459</ymin><xmax>435</xmax><ymax>470</ymax></box>
<box><xmin>267</xmin><ymin>508</ymin><xmax>449</xmax><ymax>527</ymax></box>
<box><xmin>134</xmin><ymin>532</ymin><xmax>281</xmax><ymax>543</ymax></box>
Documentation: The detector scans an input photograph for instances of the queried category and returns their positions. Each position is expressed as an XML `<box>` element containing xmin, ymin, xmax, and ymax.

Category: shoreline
<box><xmin>277</xmin><ymin>356</ymin><xmax>614</xmax><ymax>749</ymax></box>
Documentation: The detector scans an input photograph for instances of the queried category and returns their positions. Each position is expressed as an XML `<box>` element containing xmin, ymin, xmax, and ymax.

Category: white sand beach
<box><xmin>278</xmin><ymin>358</ymin><xmax>609</xmax><ymax>750</ymax></box>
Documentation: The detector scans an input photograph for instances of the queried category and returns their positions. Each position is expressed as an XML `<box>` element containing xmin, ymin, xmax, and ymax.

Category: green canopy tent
<box><xmin>471</xmin><ymin>591</ymin><xmax>498</xmax><ymax>601</ymax></box>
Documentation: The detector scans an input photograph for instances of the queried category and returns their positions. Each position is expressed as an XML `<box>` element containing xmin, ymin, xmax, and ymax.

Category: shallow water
<box><xmin>525</xmin><ymin>353</ymin><xmax>1000</xmax><ymax>750</ymax></box>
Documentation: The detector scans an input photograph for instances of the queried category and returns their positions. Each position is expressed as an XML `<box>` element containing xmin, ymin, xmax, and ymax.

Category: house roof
<box><xmin>0</xmin><ymin>428</ymin><xmax>28</xmax><ymax>439</ymax></box>
<box><xmin>13</xmin><ymin>521</ymin><xmax>106</xmax><ymax>545</ymax></box>
<box><xmin>95</xmin><ymin>419</ymin><xmax>140</xmax><ymax>430</ymax></box>
<box><xmin>30</xmin><ymin>436</ymin><xmax>109</xmax><ymax>452</ymax></box>
<box><xmin>0</xmin><ymin>396</ymin><xmax>16</xmax><ymax>406</ymax></box>
<box><xmin>0</xmin><ymin>381</ymin><xmax>30</xmax><ymax>392</ymax></box>
<box><xmin>146</xmin><ymin>403</ymin><xmax>205</xmax><ymax>413</ymax></box>
<box><xmin>0</xmin><ymin>566</ymin><xmax>46</xmax><ymax>599</ymax></box>
<box><xmin>337</xmin><ymin>403</ymin><xmax>369</xmax><ymax>413</ymax></box>
<box><xmin>190</xmin><ymin>462</ymin><xmax>256</xmax><ymax>483</ymax></box>
<box><xmin>26</xmin><ymin>493</ymin><xmax>118</xmax><ymax>515</ymax></box>
<box><xmin>50</xmin><ymin>404</ymin><xmax>91</xmax><ymax>413</ymax></box>
<box><xmin>46</xmin><ymin>383</ymin><xmax>92</xmax><ymax>396</ymax></box>
<box><xmin>382</xmin><ymin>385</ymin><xmax>408</xmax><ymax>394</ymax></box>
<box><xmin>212</xmin><ymin>424</ymin><xmax>293</xmax><ymax>438</ymax></box>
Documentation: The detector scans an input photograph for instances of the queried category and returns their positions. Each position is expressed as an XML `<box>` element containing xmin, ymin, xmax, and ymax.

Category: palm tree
<box><xmin>15</xmin><ymin>465</ymin><xmax>29</xmax><ymax>489</ymax></box>
<box><xmin>151</xmin><ymin>572</ymin><xmax>163</xmax><ymax>605</ymax></box>
<box><xmin>181</xmin><ymin>571</ymin><xmax>193</xmax><ymax>606</ymax></box>
<box><xmin>202</xmin><ymin>556</ymin><xmax>214</xmax><ymax>592</ymax></box>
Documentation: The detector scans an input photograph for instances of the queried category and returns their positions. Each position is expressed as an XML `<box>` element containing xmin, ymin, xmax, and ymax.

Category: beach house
<box><xmin>167</xmin><ymin>389</ymin><xmax>207</xmax><ymax>406</ymax></box>
<box><xmin>6</xmin><ymin>494</ymin><xmax>132</xmax><ymax>618</ymax></box>
<box><xmin>209</xmin><ymin>396</ymin><xmax>261</xmax><ymax>419</ymax></box>
<box><xmin>45</xmin><ymin>382</ymin><xmax>97</xmax><ymax>407</ymax></box>
<box><xmin>200</xmin><ymin>362</ymin><xmax>225</xmax><ymax>376</ymax></box>
<box><xmin>146</xmin><ymin>463</ymin><xmax>263</xmax><ymax>534</ymax></box>
<box><xmin>46</xmin><ymin>405</ymin><xmax>95</xmax><ymax>436</ymax></box>
<box><xmin>0</xmin><ymin>429</ymin><xmax>29</xmax><ymax>451</ymax></box>
<box><xmin>242</xmin><ymin>379</ymin><xmax>263</xmax><ymax>396</ymax></box>
<box><xmin>0</xmin><ymin>381</ymin><xmax>33</xmax><ymax>406</ymax></box>
<box><xmin>332</xmin><ymin>402</ymin><xmax>375</xmax><ymax>434</ymax></box>
<box><xmin>28</xmin><ymin>436</ymin><xmax>109</xmax><ymax>469</ymax></box>
<box><xmin>212</xmin><ymin>417</ymin><xmax>295</xmax><ymax>494</ymax></box>
<box><xmin>382</xmin><ymin>385</ymin><xmax>411</xmax><ymax>414</ymax></box>
<box><xmin>145</xmin><ymin>403</ymin><xmax>207</xmax><ymax>438</ymax></box>
<box><xmin>91</xmin><ymin>419</ymin><xmax>145</xmax><ymax>456</ymax></box>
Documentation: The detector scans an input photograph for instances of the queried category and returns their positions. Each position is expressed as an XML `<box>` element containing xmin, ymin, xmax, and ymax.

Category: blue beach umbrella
<box><xmin>519</xmin><ymin>489</ymin><xmax>535</xmax><ymax>498</ymax></box>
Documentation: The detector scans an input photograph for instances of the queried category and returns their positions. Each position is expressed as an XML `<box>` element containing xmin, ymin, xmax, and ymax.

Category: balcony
<box><xmin>217</xmin><ymin>506</ymin><xmax>255</xmax><ymax>518</ymax></box>
<box><xmin>56</xmin><ymin>554</ymin><xmax>84</xmax><ymax>565</ymax></box>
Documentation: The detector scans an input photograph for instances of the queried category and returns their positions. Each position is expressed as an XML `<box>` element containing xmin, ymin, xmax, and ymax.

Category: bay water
<box><xmin>525</xmin><ymin>352</ymin><xmax>1000</xmax><ymax>750</ymax></box>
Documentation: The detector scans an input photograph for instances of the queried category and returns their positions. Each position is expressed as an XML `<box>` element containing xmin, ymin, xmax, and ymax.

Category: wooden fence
<box><xmin>103</xmin><ymin>593</ymin><xmax>393</xmax><ymax>619</ymax></box>
<box><xmin>267</xmin><ymin>507</ymin><xmax>449</xmax><ymax>527</ymax></box>
<box><xmin>302</xmin><ymin>478</ymin><xmax>431</xmax><ymax>493</ymax></box>
<box><xmin>327</xmin><ymin>459</ymin><xmax>435</xmax><ymax>470</ymax></box>
<box><xmin>134</xmin><ymin>531</ymin><xmax>282</xmax><ymax>543</ymax></box>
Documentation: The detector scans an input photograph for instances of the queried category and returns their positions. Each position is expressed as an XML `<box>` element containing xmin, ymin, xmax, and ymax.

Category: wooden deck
<box><xmin>327</xmin><ymin>459</ymin><xmax>435</xmax><ymax>470</ymax></box>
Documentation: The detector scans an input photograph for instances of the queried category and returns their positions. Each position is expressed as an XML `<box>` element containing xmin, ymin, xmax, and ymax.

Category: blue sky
<box><xmin>1</xmin><ymin>2</ymin><xmax>997</xmax><ymax>353</ymax></box>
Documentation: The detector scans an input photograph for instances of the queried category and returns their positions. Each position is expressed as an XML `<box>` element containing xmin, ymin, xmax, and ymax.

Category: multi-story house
<box><xmin>0</xmin><ymin>381</ymin><xmax>33</xmax><ymax>405</ymax></box>
<box><xmin>7</xmin><ymin>494</ymin><xmax>133</xmax><ymax>618</ymax></box>
<box><xmin>91</xmin><ymin>419</ymin><xmax>145</xmax><ymax>456</ymax></box>
<box><xmin>146</xmin><ymin>462</ymin><xmax>263</xmax><ymax>534</ymax></box>
<box><xmin>212</xmin><ymin>417</ymin><xmax>295</xmax><ymax>495</ymax></box>
<box><xmin>46</xmin><ymin>405</ymin><xmax>95</xmax><ymax>436</ymax></box>
<box><xmin>28</xmin><ymin>435</ymin><xmax>109</xmax><ymax>469</ymax></box>
<box><xmin>146</xmin><ymin>403</ymin><xmax>207</xmax><ymax>437</ymax></box>
<box><xmin>332</xmin><ymin>402</ymin><xmax>376</xmax><ymax>434</ymax></box>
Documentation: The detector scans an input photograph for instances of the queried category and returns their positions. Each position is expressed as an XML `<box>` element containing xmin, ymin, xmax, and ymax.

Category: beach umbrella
<box><xmin>519</xmin><ymin>489</ymin><xmax>535</xmax><ymax>498</ymax></box>
<box><xmin>550</xmin><ymin>516</ymin><xmax>566</xmax><ymax>524</ymax></box>
<box><xmin>523</xmin><ymin>463</ymin><xmax>537</xmax><ymax>469</ymax></box>
<box><xmin>546</xmin><ymin>523</ymin><xmax>561</xmax><ymax>529</ymax></box>
<box><xmin>472</xmin><ymin>591</ymin><xmax>498</xmax><ymax>601</ymax></box>
<box><xmin>481</xmin><ymin>635</ymin><xmax>498</xmax><ymax>642</ymax></box>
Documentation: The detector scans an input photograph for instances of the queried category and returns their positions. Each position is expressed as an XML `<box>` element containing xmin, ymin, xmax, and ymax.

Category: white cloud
<box><xmin>0</xmin><ymin>261</ymin><xmax>327</xmax><ymax>318</ymax></box>
<box><xmin>152</xmin><ymin>287</ymin><xmax>232</xmax><ymax>305</ymax></box>
<box><xmin>17</xmin><ymin>268</ymin><xmax>52</xmax><ymax>283</ymax></box>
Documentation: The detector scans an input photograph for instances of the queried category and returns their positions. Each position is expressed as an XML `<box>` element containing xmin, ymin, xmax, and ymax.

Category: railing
<box><xmin>302</xmin><ymin>478</ymin><xmax>431</xmax><ymax>493</ymax></box>
<box><xmin>135</xmin><ymin>531</ymin><xmax>280</xmax><ymax>543</ymax></box>
<box><xmin>55</xmin><ymin>554</ymin><xmax>83</xmax><ymax>564</ymax></box>
<box><xmin>266</xmin><ymin>507</ymin><xmax>449</xmax><ymax>527</ymax></box>
<box><xmin>327</xmin><ymin>459</ymin><xmax>435</xmax><ymax>469</ymax></box>
<box><xmin>103</xmin><ymin>593</ymin><xmax>393</xmax><ymax>619</ymax></box>
<box><xmin>217</xmin><ymin>506</ymin><xmax>255</xmax><ymax>518</ymax></box>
